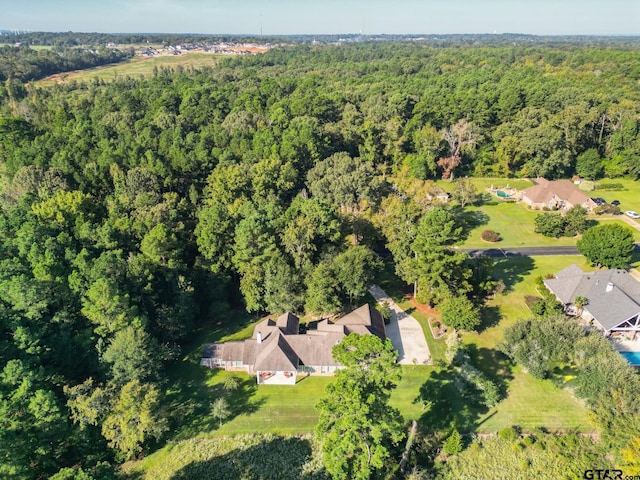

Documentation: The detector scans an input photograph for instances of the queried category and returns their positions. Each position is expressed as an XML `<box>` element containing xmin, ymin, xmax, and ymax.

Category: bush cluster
<box><xmin>480</xmin><ymin>230</ymin><xmax>501</xmax><ymax>242</ymax></box>
<box><xmin>597</xmin><ymin>183</ymin><xmax>625</xmax><ymax>190</ymax></box>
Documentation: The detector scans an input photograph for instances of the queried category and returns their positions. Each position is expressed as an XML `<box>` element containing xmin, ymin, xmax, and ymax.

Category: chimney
<box><xmin>257</xmin><ymin>331</ymin><xmax>262</xmax><ymax>344</ymax></box>
<box><xmin>606</xmin><ymin>282</ymin><xmax>614</xmax><ymax>293</ymax></box>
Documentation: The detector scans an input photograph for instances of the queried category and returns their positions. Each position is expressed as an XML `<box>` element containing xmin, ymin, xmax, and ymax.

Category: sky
<box><xmin>2</xmin><ymin>0</ymin><xmax>639</xmax><ymax>36</ymax></box>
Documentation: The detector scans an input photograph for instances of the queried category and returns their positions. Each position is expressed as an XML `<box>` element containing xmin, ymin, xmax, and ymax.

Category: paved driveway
<box><xmin>368</xmin><ymin>284</ymin><xmax>431</xmax><ymax>365</ymax></box>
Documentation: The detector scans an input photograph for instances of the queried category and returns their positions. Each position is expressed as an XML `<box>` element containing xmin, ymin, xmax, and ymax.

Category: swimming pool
<box><xmin>620</xmin><ymin>351</ymin><xmax>640</xmax><ymax>365</ymax></box>
<box><xmin>496</xmin><ymin>191</ymin><xmax>509</xmax><ymax>198</ymax></box>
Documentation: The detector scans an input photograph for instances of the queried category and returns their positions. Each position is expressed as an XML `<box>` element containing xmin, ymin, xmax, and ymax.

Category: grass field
<box><xmin>35</xmin><ymin>53</ymin><xmax>222</xmax><ymax>86</ymax></box>
<box><xmin>446</xmin><ymin>177</ymin><xmax>640</xmax><ymax>248</ymax></box>
<box><xmin>589</xmin><ymin>178</ymin><xmax>640</xmax><ymax>214</ymax></box>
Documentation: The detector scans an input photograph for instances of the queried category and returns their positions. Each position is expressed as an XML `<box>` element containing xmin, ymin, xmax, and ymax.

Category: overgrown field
<box><xmin>125</xmin><ymin>434</ymin><xmax>329</xmax><ymax>480</ymax></box>
<box><xmin>35</xmin><ymin>52</ymin><xmax>222</xmax><ymax>85</ymax></box>
<box><xmin>439</xmin><ymin>434</ymin><xmax>611</xmax><ymax>479</ymax></box>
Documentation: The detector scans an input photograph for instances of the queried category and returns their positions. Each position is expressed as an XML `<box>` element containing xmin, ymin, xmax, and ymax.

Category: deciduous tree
<box><xmin>577</xmin><ymin>223</ymin><xmax>634</xmax><ymax>268</ymax></box>
<box><xmin>316</xmin><ymin>334</ymin><xmax>404</xmax><ymax>480</ymax></box>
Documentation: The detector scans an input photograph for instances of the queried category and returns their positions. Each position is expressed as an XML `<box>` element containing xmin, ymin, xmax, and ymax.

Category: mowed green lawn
<box><xmin>459</xmin><ymin>201</ymin><xmax>580</xmax><ymax>248</ymax></box>
<box><xmin>450</xmin><ymin>178</ymin><xmax>640</xmax><ymax>248</ymax></box>
<box><xmin>588</xmin><ymin>178</ymin><xmax>640</xmax><ymax>214</ymax></box>
<box><xmin>460</xmin><ymin>255</ymin><xmax>593</xmax><ymax>432</ymax></box>
<box><xmin>35</xmin><ymin>52</ymin><xmax>222</xmax><ymax>86</ymax></box>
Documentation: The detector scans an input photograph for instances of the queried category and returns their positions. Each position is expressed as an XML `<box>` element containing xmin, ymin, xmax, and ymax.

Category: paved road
<box><xmin>368</xmin><ymin>284</ymin><xmax>431</xmax><ymax>365</ymax></box>
<box><xmin>463</xmin><ymin>244</ymin><xmax>640</xmax><ymax>258</ymax></box>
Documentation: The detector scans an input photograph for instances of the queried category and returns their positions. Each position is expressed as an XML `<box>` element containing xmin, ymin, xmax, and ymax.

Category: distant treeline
<box><xmin>0</xmin><ymin>45</ymin><xmax>131</xmax><ymax>82</ymax></box>
<box><xmin>2</xmin><ymin>31</ymin><xmax>640</xmax><ymax>48</ymax></box>
<box><xmin>0</xmin><ymin>31</ymin><xmax>286</xmax><ymax>47</ymax></box>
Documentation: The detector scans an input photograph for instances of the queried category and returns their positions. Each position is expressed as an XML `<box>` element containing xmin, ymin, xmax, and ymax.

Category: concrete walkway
<box><xmin>368</xmin><ymin>284</ymin><xmax>431</xmax><ymax>365</ymax></box>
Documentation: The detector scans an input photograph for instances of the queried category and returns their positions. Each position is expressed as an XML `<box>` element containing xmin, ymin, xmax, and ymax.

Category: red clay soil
<box><xmin>408</xmin><ymin>295</ymin><xmax>441</xmax><ymax>316</ymax></box>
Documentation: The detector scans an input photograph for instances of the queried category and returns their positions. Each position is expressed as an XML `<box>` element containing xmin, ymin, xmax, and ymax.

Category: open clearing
<box><xmin>434</xmin><ymin>177</ymin><xmax>640</xmax><ymax>248</ymax></box>
<box><xmin>160</xmin><ymin>253</ymin><xmax>593</xmax><ymax>446</ymax></box>
<box><xmin>34</xmin><ymin>52</ymin><xmax>223</xmax><ymax>86</ymax></box>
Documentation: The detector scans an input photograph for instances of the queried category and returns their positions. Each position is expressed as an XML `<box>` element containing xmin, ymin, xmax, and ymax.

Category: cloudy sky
<box><xmin>3</xmin><ymin>0</ymin><xmax>639</xmax><ymax>35</ymax></box>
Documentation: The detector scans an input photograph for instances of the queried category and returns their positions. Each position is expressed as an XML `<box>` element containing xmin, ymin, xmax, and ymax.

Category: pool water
<box><xmin>620</xmin><ymin>351</ymin><xmax>640</xmax><ymax>365</ymax></box>
<box><xmin>496</xmin><ymin>191</ymin><xmax>509</xmax><ymax>198</ymax></box>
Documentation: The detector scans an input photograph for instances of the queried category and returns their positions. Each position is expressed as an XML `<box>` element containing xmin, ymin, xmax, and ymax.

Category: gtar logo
<box><xmin>583</xmin><ymin>470</ymin><xmax>623</xmax><ymax>480</ymax></box>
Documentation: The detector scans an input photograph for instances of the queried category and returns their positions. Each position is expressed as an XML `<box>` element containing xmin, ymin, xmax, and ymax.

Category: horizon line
<box><xmin>2</xmin><ymin>30</ymin><xmax>640</xmax><ymax>38</ymax></box>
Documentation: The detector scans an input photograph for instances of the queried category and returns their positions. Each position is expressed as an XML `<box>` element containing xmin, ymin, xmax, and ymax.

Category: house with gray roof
<box><xmin>201</xmin><ymin>304</ymin><xmax>387</xmax><ymax>385</ymax></box>
<box><xmin>544</xmin><ymin>264</ymin><xmax>640</xmax><ymax>339</ymax></box>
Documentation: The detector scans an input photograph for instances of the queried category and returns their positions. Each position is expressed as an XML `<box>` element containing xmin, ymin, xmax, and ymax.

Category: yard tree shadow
<box><xmin>492</xmin><ymin>256</ymin><xmax>535</xmax><ymax>293</ymax></box>
<box><xmin>455</xmin><ymin>208</ymin><xmax>490</xmax><ymax>242</ymax></box>
<box><xmin>464</xmin><ymin>344</ymin><xmax>514</xmax><ymax>398</ymax></box>
<box><xmin>169</xmin><ymin>436</ymin><xmax>329</xmax><ymax>480</ymax></box>
<box><xmin>414</xmin><ymin>369</ymin><xmax>489</xmax><ymax>432</ymax></box>
<box><xmin>477</xmin><ymin>305</ymin><xmax>503</xmax><ymax>332</ymax></box>
<box><xmin>165</xmin><ymin>362</ymin><xmax>263</xmax><ymax>440</ymax></box>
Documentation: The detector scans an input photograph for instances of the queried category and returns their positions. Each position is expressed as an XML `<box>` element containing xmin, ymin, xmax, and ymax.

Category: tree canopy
<box><xmin>577</xmin><ymin>223</ymin><xmax>635</xmax><ymax>268</ymax></box>
<box><xmin>316</xmin><ymin>334</ymin><xmax>404</xmax><ymax>480</ymax></box>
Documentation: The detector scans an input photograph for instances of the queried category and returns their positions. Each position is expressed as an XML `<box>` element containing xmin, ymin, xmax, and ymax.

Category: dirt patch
<box><xmin>408</xmin><ymin>295</ymin><xmax>441</xmax><ymax>316</ymax></box>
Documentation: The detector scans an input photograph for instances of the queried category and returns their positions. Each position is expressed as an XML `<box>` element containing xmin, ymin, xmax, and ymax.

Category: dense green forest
<box><xmin>1</xmin><ymin>42</ymin><xmax>640</xmax><ymax>478</ymax></box>
<box><xmin>0</xmin><ymin>45</ymin><xmax>131</xmax><ymax>82</ymax></box>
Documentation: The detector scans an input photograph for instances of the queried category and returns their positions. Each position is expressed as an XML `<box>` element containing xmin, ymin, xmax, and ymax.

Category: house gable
<box><xmin>521</xmin><ymin>178</ymin><xmax>596</xmax><ymax>211</ymax></box>
<box><xmin>201</xmin><ymin>304</ymin><xmax>387</xmax><ymax>384</ymax></box>
<box><xmin>545</xmin><ymin>264</ymin><xmax>640</xmax><ymax>335</ymax></box>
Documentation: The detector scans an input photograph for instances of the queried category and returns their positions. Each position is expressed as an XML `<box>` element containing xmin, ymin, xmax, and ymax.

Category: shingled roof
<box><xmin>202</xmin><ymin>304</ymin><xmax>388</xmax><ymax>375</ymax></box>
<box><xmin>252</xmin><ymin>312</ymin><xmax>300</xmax><ymax>341</ymax></box>
<box><xmin>522</xmin><ymin>178</ymin><xmax>596</xmax><ymax>208</ymax></box>
<box><xmin>335</xmin><ymin>303</ymin><xmax>387</xmax><ymax>339</ymax></box>
<box><xmin>254</xmin><ymin>332</ymin><xmax>299</xmax><ymax>371</ymax></box>
<box><xmin>544</xmin><ymin>265</ymin><xmax>640</xmax><ymax>331</ymax></box>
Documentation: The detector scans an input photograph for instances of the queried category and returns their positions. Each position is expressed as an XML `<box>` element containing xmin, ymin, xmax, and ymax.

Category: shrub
<box><xmin>594</xmin><ymin>204</ymin><xmax>621</xmax><ymax>215</ymax></box>
<box><xmin>443</xmin><ymin>429</ymin><xmax>463</xmax><ymax>455</ymax></box>
<box><xmin>498</xmin><ymin>426</ymin><xmax>519</xmax><ymax>442</ymax></box>
<box><xmin>376</xmin><ymin>301</ymin><xmax>393</xmax><ymax>325</ymax></box>
<box><xmin>597</xmin><ymin>182</ymin><xmax>625</xmax><ymax>190</ymax></box>
<box><xmin>481</xmin><ymin>229</ymin><xmax>501</xmax><ymax>242</ymax></box>
<box><xmin>530</xmin><ymin>296</ymin><xmax>562</xmax><ymax>318</ymax></box>
<box><xmin>522</xmin><ymin>436</ymin><xmax>535</xmax><ymax>447</ymax></box>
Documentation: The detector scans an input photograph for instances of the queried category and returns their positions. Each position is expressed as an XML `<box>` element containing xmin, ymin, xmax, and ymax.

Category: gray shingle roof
<box><xmin>202</xmin><ymin>304</ymin><xmax>388</xmax><ymax>372</ymax></box>
<box><xmin>335</xmin><ymin>304</ymin><xmax>387</xmax><ymax>339</ymax></box>
<box><xmin>544</xmin><ymin>265</ymin><xmax>640</xmax><ymax>331</ymax></box>
<box><xmin>254</xmin><ymin>332</ymin><xmax>299</xmax><ymax>371</ymax></box>
<box><xmin>286</xmin><ymin>333</ymin><xmax>344</xmax><ymax>367</ymax></box>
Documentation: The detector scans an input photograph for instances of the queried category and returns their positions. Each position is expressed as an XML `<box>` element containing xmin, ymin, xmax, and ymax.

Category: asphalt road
<box><xmin>462</xmin><ymin>244</ymin><xmax>640</xmax><ymax>258</ymax></box>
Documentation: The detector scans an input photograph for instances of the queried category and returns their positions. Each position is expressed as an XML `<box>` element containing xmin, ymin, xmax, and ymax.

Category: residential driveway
<box><xmin>368</xmin><ymin>285</ymin><xmax>431</xmax><ymax>365</ymax></box>
<box><xmin>605</xmin><ymin>215</ymin><xmax>640</xmax><ymax>232</ymax></box>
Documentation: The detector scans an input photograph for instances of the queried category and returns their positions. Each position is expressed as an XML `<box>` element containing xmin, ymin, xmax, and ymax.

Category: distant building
<box><xmin>201</xmin><ymin>305</ymin><xmax>386</xmax><ymax>385</ymax></box>
<box><xmin>521</xmin><ymin>178</ymin><xmax>597</xmax><ymax>211</ymax></box>
<box><xmin>544</xmin><ymin>264</ymin><xmax>640</xmax><ymax>339</ymax></box>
